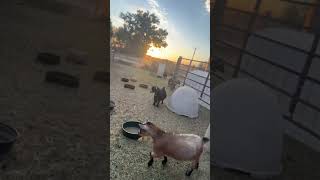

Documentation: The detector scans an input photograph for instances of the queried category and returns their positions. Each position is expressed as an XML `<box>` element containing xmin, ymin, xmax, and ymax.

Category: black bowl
<box><xmin>0</xmin><ymin>123</ymin><xmax>18</xmax><ymax>159</ymax></box>
<box><xmin>122</xmin><ymin>121</ymin><xmax>141</xmax><ymax>140</ymax></box>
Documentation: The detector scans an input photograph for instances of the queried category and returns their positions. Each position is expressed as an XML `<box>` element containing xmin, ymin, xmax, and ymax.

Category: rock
<box><xmin>45</xmin><ymin>71</ymin><xmax>79</xmax><ymax>88</ymax></box>
<box><xmin>36</xmin><ymin>52</ymin><xmax>60</xmax><ymax>65</ymax></box>
<box><xmin>121</xmin><ymin>78</ymin><xmax>129</xmax><ymax>82</ymax></box>
<box><xmin>139</xmin><ymin>84</ymin><xmax>148</xmax><ymax>89</ymax></box>
<box><xmin>65</xmin><ymin>49</ymin><xmax>88</xmax><ymax>65</ymax></box>
<box><xmin>124</xmin><ymin>84</ymin><xmax>135</xmax><ymax>89</ymax></box>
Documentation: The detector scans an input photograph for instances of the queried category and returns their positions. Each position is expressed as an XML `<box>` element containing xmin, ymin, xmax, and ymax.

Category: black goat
<box><xmin>151</xmin><ymin>86</ymin><xmax>167</xmax><ymax>107</ymax></box>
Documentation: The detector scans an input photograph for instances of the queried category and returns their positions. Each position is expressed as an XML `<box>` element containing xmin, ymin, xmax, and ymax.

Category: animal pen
<box><xmin>171</xmin><ymin>56</ymin><xmax>210</xmax><ymax>109</ymax></box>
<box><xmin>212</xmin><ymin>0</ymin><xmax>320</xmax><ymax>151</ymax></box>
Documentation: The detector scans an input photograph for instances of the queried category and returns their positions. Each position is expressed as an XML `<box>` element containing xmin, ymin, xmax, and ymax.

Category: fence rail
<box><xmin>212</xmin><ymin>0</ymin><xmax>320</xmax><ymax>141</ymax></box>
<box><xmin>173</xmin><ymin>56</ymin><xmax>210</xmax><ymax>107</ymax></box>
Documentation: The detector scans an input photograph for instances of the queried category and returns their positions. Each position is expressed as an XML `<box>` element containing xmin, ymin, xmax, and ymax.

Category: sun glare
<box><xmin>147</xmin><ymin>46</ymin><xmax>162</xmax><ymax>58</ymax></box>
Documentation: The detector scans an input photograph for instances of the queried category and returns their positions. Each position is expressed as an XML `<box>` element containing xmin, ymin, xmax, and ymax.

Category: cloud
<box><xmin>205</xmin><ymin>0</ymin><xmax>210</xmax><ymax>13</ymax></box>
<box><xmin>111</xmin><ymin>15</ymin><xmax>124</xmax><ymax>27</ymax></box>
<box><xmin>147</xmin><ymin>0</ymin><xmax>168</xmax><ymax>29</ymax></box>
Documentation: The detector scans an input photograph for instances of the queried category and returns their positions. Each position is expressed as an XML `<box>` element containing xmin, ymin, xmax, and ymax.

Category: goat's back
<box><xmin>154</xmin><ymin>134</ymin><xmax>203</xmax><ymax>161</ymax></box>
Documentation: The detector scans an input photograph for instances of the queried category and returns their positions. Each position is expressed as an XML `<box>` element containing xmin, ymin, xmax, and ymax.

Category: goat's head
<box><xmin>150</xmin><ymin>86</ymin><xmax>158</xmax><ymax>93</ymax></box>
<box><xmin>138</xmin><ymin>121</ymin><xmax>164</xmax><ymax>138</ymax></box>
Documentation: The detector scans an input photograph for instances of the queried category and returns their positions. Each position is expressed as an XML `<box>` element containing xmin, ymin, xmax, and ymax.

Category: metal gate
<box><xmin>172</xmin><ymin>56</ymin><xmax>210</xmax><ymax>108</ymax></box>
<box><xmin>212</xmin><ymin>0</ymin><xmax>320</xmax><ymax>141</ymax></box>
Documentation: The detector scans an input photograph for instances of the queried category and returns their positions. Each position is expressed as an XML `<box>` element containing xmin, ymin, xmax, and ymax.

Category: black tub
<box><xmin>122</xmin><ymin>121</ymin><xmax>141</xmax><ymax>140</ymax></box>
<box><xmin>0</xmin><ymin>123</ymin><xmax>18</xmax><ymax>159</ymax></box>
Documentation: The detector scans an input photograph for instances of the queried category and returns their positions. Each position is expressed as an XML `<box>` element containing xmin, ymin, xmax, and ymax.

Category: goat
<box><xmin>150</xmin><ymin>86</ymin><xmax>166</xmax><ymax>107</ymax></box>
<box><xmin>138</xmin><ymin>122</ymin><xmax>209</xmax><ymax>176</ymax></box>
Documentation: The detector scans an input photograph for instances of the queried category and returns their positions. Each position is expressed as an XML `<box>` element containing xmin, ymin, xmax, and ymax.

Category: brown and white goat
<box><xmin>138</xmin><ymin>122</ymin><xmax>209</xmax><ymax>176</ymax></box>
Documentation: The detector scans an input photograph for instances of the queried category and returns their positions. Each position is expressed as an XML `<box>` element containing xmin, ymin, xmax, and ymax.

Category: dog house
<box><xmin>166</xmin><ymin>86</ymin><xmax>199</xmax><ymax>118</ymax></box>
<box><xmin>212</xmin><ymin>79</ymin><xmax>283</xmax><ymax>178</ymax></box>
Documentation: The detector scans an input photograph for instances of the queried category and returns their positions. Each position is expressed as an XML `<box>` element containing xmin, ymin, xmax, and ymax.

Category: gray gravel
<box><xmin>110</xmin><ymin>62</ymin><xmax>210</xmax><ymax>180</ymax></box>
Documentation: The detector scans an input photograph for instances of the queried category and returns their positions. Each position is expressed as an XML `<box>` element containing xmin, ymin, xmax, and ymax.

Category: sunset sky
<box><xmin>111</xmin><ymin>0</ymin><xmax>210</xmax><ymax>62</ymax></box>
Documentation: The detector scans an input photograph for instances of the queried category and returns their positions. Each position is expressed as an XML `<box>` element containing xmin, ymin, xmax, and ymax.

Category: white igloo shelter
<box><xmin>166</xmin><ymin>86</ymin><xmax>199</xmax><ymax>118</ymax></box>
<box><xmin>212</xmin><ymin>79</ymin><xmax>283</xmax><ymax>178</ymax></box>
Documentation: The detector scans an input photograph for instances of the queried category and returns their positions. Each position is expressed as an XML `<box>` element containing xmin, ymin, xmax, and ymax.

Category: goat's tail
<box><xmin>202</xmin><ymin>137</ymin><xmax>210</xmax><ymax>144</ymax></box>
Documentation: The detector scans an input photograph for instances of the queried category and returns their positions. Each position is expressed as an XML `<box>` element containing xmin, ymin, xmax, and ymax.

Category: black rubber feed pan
<box><xmin>45</xmin><ymin>71</ymin><xmax>79</xmax><ymax>88</ymax></box>
<box><xmin>124</xmin><ymin>84</ymin><xmax>135</xmax><ymax>89</ymax></box>
<box><xmin>93</xmin><ymin>71</ymin><xmax>109</xmax><ymax>83</ymax></box>
<box><xmin>122</xmin><ymin>121</ymin><xmax>141</xmax><ymax>140</ymax></box>
<box><xmin>121</xmin><ymin>78</ymin><xmax>129</xmax><ymax>82</ymax></box>
<box><xmin>0</xmin><ymin>123</ymin><xmax>18</xmax><ymax>160</ymax></box>
<box><xmin>130</xmin><ymin>79</ymin><xmax>137</xmax><ymax>82</ymax></box>
<box><xmin>139</xmin><ymin>84</ymin><xmax>148</xmax><ymax>89</ymax></box>
<box><xmin>36</xmin><ymin>52</ymin><xmax>60</xmax><ymax>65</ymax></box>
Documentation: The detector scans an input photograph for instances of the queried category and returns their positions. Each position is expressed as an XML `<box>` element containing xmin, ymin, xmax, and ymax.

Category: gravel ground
<box><xmin>110</xmin><ymin>62</ymin><xmax>210</xmax><ymax>180</ymax></box>
<box><xmin>0</xmin><ymin>1</ymin><xmax>107</xmax><ymax>179</ymax></box>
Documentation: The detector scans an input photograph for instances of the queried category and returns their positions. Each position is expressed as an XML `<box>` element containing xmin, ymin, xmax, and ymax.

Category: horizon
<box><xmin>111</xmin><ymin>0</ymin><xmax>210</xmax><ymax>62</ymax></box>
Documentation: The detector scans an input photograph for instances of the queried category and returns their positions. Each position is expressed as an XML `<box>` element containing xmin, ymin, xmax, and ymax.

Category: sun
<box><xmin>147</xmin><ymin>46</ymin><xmax>162</xmax><ymax>58</ymax></box>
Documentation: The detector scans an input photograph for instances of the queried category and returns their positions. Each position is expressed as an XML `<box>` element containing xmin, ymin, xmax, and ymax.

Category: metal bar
<box><xmin>212</xmin><ymin>72</ymin><xmax>226</xmax><ymax>81</ymax></box>
<box><xmin>183</xmin><ymin>60</ymin><xmax>193</xmax><ymax>86</ymax></box>
<box><xmin>280</xmin><ymin>0</ymin><xmax>320</xmax><ymax>7</ymax></box>
<box><xmin>233</xmin><ymin>0</ymin><xmax>262</xmax><ymax>78</ymax></box>
<box><xmin>211</xmin><ymin>0</ymin><xmax>225</xmax><ymax>80</ymax></box>
<box><xmin>177</xmin><ymin>69</ymin><xmax>208</xmax><ymax>80</ymax></box>
<box><xmin>185</xmin><ymin>76</ymin><xmax>208</xmax><ymax>86</ymax></box>
<box><xmin>307</xmin><ymin>76</ymin><xmax>320</xmax><ymax>85</ymax></box>
<box><xmin>212</xmin><ymin>54</ymin><xmax>293</xmax><ymax>97</ymax></box>
<box><xmin>289</xmin><ymin>34</ymin><xmax>320</xmax><ymax>115</ymax></box>
<box><xmin>215</xmin><ymin>39</ymin><xmax>301</xmax><ymax>76</ymax></box>
<box><xmin>199</xmin><ymin>98</ymin><xmax>210</xmax><ymax>105</ymax></box>
<box><xmin>298</xmin><ymin>98</ymin><xmax>320</xmax><ymax>112</ymax></box>
<box><xmin>182</xmin><ymin>58</ymin><xmax>209</xmax><ymax>63</ymax></box>
<box><xmin>200</xmin><ymin>72</ymin><xmax>210</xmax><ymax>98</ymax></box>
<box><xmin>225</xmin><ymin>6</ymin><xmax>310</xmax><ymax>31</ymax></box>
<box><xmin>283</xmin><ymin>114</ymin><xmax>320</xmax><ymax>140</ymax></box>
<box><xmin>183</xmin><ymin>81</ymin><xmax>203</xmax><ymax>93</ymax></box>
<box><xmin>180</xmin><ymin>64</ymin><xmax>211</xmax><ymax>72</ymax></box>
<box><xmin>219</xmin><ymin>23</ymin><xmax>310</xmax><ymax>55</ymax></box>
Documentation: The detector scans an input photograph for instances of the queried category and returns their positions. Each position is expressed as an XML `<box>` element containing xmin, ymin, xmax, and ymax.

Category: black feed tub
<box><xmin>0</xmin><ymin>123</ymin><xmax>18</xmax><ymax>160</ymax></box>
<box><xmin>122</xmin><ymin>121</ymin><xmax>141</xmax><ymax>140</ymax></box>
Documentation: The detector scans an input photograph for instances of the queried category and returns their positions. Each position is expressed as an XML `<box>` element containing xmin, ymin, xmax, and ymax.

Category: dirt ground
<box><xmin>110</xmin><ymin>62</ymin><xmax>210</xmax><ymax>180</ymax></box>
<box><xmin>0</xmin><ymin>0</ymin><xmax>107</xmax><ymax>179</ymax></box>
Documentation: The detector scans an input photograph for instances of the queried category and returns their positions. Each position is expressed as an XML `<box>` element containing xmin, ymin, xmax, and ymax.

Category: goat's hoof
<box><xmin>148</xmin><ymin>162</ymin><xmax>153</xmax><ymax>167</ymax></box>
<box><xmin>185</xmin><ymin>169</ymin><xmax>193</xmax><ymax>176</ymax></box>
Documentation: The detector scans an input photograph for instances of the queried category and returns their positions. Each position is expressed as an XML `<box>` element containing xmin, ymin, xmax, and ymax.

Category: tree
<box><xmin>114</xmin><ymin>10</ymin><xmax>168</xmax><ymax>57</ymax></box>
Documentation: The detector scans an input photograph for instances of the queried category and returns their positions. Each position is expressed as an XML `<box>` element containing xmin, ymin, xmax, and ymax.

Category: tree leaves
<box><xmin>114</xmin><ymin>10</ymin><xmax>168</xmax><ymax>57</ymax></box>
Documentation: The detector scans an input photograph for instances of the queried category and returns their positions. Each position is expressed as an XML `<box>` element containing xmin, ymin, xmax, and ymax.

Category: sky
<box><xmin>111</xmin><ymin>0</ymin><xmax>210</xmax><ymax>62</ymax></box>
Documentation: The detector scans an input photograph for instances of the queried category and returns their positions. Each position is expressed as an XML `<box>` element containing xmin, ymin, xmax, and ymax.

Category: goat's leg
<box><xmin>161</xmin><ymin>100</ymin><xmax>164</xmax><ymax>104</ymax></box>
<box><xmin>162</xmin><ymin>156</ymin><xmax>167</xmax><ymax>166</ymax></box>
<box><xmin>185</xmin><ymin>168</ymin><xmax>193</xmax><ymax>176</ymax></box>
<box><xmin>148</xmin><ymin>152</ymin><xmax>154</xmax><ymax>167</ymax></box>
<box><xmin>186</xmin><ymin>159</ymin><xmax>199</xmax><ymax>176</ymax></box>
<box><xmin>148</xmin><ymin>151</ymin><xmax>163</xmax><ymax>167</ymax></box>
